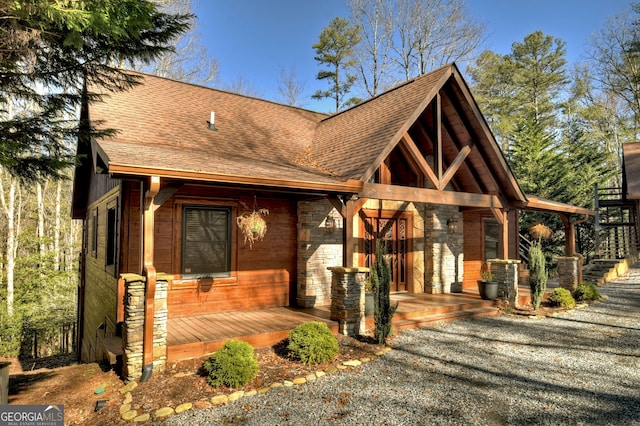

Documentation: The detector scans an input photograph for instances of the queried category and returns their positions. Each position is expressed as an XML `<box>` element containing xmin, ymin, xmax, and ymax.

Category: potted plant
<box><xmin>477</xmin><ymin>267</ymin><xmax>498</xmax><ymax>300</ymax></box>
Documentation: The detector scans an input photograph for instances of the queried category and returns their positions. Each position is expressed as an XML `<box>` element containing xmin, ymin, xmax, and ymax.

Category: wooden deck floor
<box><xmin>166</xmin><ymin>283</ymin><xmax>545</xmax><ymax>362</ymax></box>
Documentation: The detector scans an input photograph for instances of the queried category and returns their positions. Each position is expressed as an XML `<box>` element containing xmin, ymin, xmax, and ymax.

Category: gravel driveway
<box><xmin>166</xmin><ymin>267</ymin><xmax>640</xmax><ymax>425</ymax></box>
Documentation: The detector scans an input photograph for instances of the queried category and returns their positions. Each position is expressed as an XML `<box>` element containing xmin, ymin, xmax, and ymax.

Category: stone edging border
<box><xmin>118</xmin><ymin>347</ymin><xmax>393</xmax><ymax>423</ymax></box>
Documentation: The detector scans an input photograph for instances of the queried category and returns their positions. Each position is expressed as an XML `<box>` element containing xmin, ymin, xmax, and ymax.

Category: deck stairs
<box><xmin>582</xmin><ymin>256</ymin><xmax>638</xmax><ymax>285</ymax></box>
<box><xmin>367</xmin><ymin>292</ymin><xmax>500</xmax><ymax>332</ymax></box>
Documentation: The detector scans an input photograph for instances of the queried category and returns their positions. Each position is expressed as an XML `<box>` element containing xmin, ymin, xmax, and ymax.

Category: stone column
<box><xmin>328</xmin><ymin>267</ymin><xmax>369</xmax><ymax>336</ymax></box>
<box><xmin>557</xmin><ymin>257</ymin><xmax>579</xmax><ymax>291</ymax></box>
<box><xmin>121</xmin><ymin>273</ymin><xmax>168</xmax><ymax>382</ymax></box>
<box><xmin>488</xmin><ymin>259</ymin><xmax>520</xmax><ymax>307</ymax></box>
<box><xmin>297</xmin><ymin>200</ymin><xmax>342</xmax><ymax>307</ymax></box>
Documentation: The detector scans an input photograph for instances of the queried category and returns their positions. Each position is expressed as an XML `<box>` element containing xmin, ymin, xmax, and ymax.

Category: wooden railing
<box><xmin>595</xmin><ymin>184</ymin><xmax>639</xmax><ymax>259</ymax></box>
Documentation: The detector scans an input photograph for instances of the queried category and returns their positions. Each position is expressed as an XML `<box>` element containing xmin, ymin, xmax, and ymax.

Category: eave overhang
<box><xmin>515</xmin><ymin>195</ymin><xmax>595</xmax><ymax>216</ymax></box>
<box><xmin>106</xmin><ymin>163</ymin><xmax>364</xmax><ymax>195</ymax></box>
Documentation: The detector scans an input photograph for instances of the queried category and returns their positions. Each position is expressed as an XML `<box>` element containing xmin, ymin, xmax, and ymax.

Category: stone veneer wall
<box><xmin>557</xmin><ymin>257</ymin><xmax>579</xmax><ymax>291</ymax></box>
<box><xmin>328</xmin><ymin>267</ymin><xmax>369</xmax><ymax>335</ymax></box>
<box><xmin>488</xmin><ymin>259</ymin><xmax>520</xmax><ymax>306</ymax></box>
<box><xmin>121</xmin><ymin>274</ymin><xmax>168</xmax><ymax>382</ymax></box>
<box><xmin>296</xmin><ymin>200</ymin><xmax>342</xmax><ymax>307</ymax></box>
<box><xmin>424</xmin><ymin>205</ymin><xmax>463</xmax><ymax>294</ymax></box>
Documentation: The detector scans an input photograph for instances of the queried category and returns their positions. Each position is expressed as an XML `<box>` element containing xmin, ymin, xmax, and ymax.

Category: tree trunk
<box><xmin>54</xmin><ymin>180</ymin><xmax>62</xmax><ymax>271</ymax></box>
<box><xmin>0</xmin><ymin>172</ymin><xmax>21</xmax><ymax>317</ymax></box>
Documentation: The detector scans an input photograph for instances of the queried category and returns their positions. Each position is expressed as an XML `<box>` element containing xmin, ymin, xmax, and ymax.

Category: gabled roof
<box><xmin>311</xmin><ymin>66</ymin><xmax>450</xmax><ymax>181</ymax></box>
<box><xmin>623</xmin><ymin>142</ymin><xmax>640</xmax><ymax>199</ymax></box>
<box><xmin>311</xmin><ymin>64</ymin><xmax>526</xmax><ymax>203</ymax></box>
<box><xmin>77</xmin><ymin>64</ymin><xmax>601</xmax><ymax>218</ymax></box>
<box><xmin>83</xmin><ymin>64</ymin><xmax>528</xmax><ymax>201</ymax></box>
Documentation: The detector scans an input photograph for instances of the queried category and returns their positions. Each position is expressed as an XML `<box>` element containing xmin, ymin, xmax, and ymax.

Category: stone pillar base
<box><xmin>328</xmin><ymin>267</ymin><xmax>369</xmax><ymax>336</ymax></box>
<box><xmin>557</xmin><ymin>257</ymin><xmax>579</xmax><ymax>291</ymax></box>
<box><xmin>121</xmin><ymin>273</ymin><xmax>168</xmax><ymax>382</ymax></box>
<box><xmin>488</xmin><ymin>259</ymin><xmax>520</xmax><ymax>307</ymax></box>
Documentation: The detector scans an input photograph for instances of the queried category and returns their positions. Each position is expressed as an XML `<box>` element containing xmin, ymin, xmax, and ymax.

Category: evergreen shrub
<box><xmin>203</xmin><ymin>339</ymin><xmax>259</xmax><ymax>387</ymax></box>
<box><xmin>548</xmin><ymin>288</ymin><xmax>576</xmax><ymax>308</ymax></box>
<box><xmin>528</xmin><ymin>241</ymin><xmax>548</xmax><ymax>310</ymax></box>
<box><xmin>288</xmin><ymin>321</ymin><xmax>338</xmax><ymax>365</ymax></box>
<box><xmin>573</xmin><ymin>283</ymin><xmax>601</xmax><ymax>301</ymax></box>
<box><xmin>372</xmin><ymin>241</ymin><xmax>398</xmax><ymax>345</ymax></box>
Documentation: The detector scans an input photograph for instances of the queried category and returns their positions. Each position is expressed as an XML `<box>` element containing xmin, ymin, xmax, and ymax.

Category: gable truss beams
<box><xmin>441</xmin><ymin>84</ymin><xmax>506</xmax><ymax>196</ymax></box>
<box><xmin>404</xmin><ymin>94</ymin><xmax>474</xmax><ymax>192</ymax></box>
<box><xmin>438</xmin><ymin>112</ymin><xmax>486</xmax><ymax>194</ymax></box>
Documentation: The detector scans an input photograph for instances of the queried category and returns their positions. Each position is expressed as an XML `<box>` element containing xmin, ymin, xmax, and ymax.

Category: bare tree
<box><xmin>221</xmin><ymin>75</ymin><xmax>264</xmax><ymax>98</ymax></box>
<box><xmin>588</xmin><ymin>5</ymin><xmax>640</xmax><ymax>136</ymax></box>
<box><xmin>276</xmin><ymin>66</ymin><xmax>307</xmax><ymax>107</ymax></box>
<box><xmin>390</xmin><ymin>0</ymin><xmax>486</xmax><ymax>80</ymax></box>
<box><xmin>138</xmin><ymin>0</ymin><xmax>219</xmax><ymax>85</ymax></box>
<box><xmin>349</xmin><ymin>0</ymin><xmax>394</xmax><ymax>97</ymax></box>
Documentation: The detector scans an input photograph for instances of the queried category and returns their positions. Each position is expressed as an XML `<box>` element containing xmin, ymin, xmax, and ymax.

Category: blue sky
<box><xmin>194</xmin><ymin>0</ymin><xmax>632</xmax><ymax>113</ymax></box>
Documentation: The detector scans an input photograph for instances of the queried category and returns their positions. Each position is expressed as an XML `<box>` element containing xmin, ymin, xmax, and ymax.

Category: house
<box><xmin>71</xmin><ymin>63</ymin><xmax>593</xmax><ymax>381</ymax></box>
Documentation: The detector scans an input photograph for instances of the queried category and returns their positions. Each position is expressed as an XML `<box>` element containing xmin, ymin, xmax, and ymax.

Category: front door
<box><xmin>361</xmin><ymin>210</ymin><xmax>412</xmax><ymax>292</ymax></box>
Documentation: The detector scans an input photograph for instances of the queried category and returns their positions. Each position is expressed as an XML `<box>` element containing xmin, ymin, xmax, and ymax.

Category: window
<box><xmin>91</xmin><ymin>208</ymin><xmax>98</xmax><ymax>258</ymax></box>
<box><xmin>483</xmin><ymin>219</ymin><xmax>500</xmax><ymax>260</ymax></box>
<box><xmin>106</xmin><ymin>204</ymin><xmax>117</xmax><ymax>269</ymax></box>
<box><xmin>182</xmin><ymin>206</ymin><xmax>231</xmax><ymax>278</ymax></box>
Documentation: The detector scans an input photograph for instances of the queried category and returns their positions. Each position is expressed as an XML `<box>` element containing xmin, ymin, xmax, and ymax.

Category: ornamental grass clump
<box><xmin>548</xmin><ymin>288</ymin><xmax>576</xmax><ymax>308</ymax></box>
<box><xmin>573</xmin><ymin>282</ymin><xmax>601</xmax><ymax>301</ymax></box>
<box><xmin>288</xmin><ymin>321</ymin><xmax>338</xmax><ymax>365</ymax></box>
<box><xmin>528</xmin><ymin>240</ymin><xmax>548</xmax><ymax>310</ymax></box>
<box><xmin>203</xmin><ymin>339</ymin><xmax>259</xmax><ymax>388</ymax></box>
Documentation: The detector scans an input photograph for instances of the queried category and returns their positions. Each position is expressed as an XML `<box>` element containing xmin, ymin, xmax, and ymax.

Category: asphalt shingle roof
<box><xmin>89</xmin><ymin>66</ymin><xmax>453</xmax><ymax>190</ymax></box>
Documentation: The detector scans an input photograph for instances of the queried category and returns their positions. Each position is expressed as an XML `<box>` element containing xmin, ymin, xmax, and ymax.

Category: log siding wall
<box><xmin>80</xmin><ymin>186</ymin><xmax>121</xmax><ymax>362</ymax></box>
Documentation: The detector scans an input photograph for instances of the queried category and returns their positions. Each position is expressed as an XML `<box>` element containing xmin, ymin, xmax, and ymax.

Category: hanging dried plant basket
<box><xmin>237</xmin><ymin>208</ymin><xmax>269</xmax><ymax>248</ymax></box>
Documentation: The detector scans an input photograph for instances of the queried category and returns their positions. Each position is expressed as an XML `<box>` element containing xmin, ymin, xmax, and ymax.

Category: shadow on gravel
<box><xmin>382</xmin><ymin>282</ymin><xmax>640</xmax><ymax>426</ymax></box>
<box><xmin>386</xmin><ymin>334</ymin><xmax>640</xmax><ymax>424</ymax></box>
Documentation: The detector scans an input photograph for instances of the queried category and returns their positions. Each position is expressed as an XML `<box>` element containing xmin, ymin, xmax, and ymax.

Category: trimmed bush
<box><xmin>573</xmin><ymin>282</ymin><xmax>601</xmax><ymax>301</ymax></box>
<box><xmin>288</xmin><ymin>321</ymin><xmax>338</xmax><ymax>365</ymax></box>
<box><xmin>203</xmin><ymin>339</ymin><xmax>259</xmax><ymax>388</ymax></box>
<box><xmin>548</xmin><ymin>288</ymin><xmax>576</xmax><ymax>308</ymax></box>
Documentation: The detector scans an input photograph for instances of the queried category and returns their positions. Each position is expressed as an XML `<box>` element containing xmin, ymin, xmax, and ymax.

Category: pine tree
<box><xmin>0</xmin><ymin>0</ymin><xmax>190</xmax><ymax>181</ymax></box>
<box><xmin>312</xmin><ymin>17</ymin><xmax>362</xmax><ymax>112</ymax></box>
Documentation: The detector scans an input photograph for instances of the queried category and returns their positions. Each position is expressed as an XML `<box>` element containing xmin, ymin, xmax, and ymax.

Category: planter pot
<box><xmin>477</xmin><ymin>280</ymin><xmax>499</xmax><ymax>300</ymax></box>
<box><xmin>365</xmin><ymin>293</ymin><xmax>374</xmax><ymax>315</ymax></box>
<box><xmin>451</xmin><ymin>282</ymin><xmax>463</xmax><ymax>293</ymax></box>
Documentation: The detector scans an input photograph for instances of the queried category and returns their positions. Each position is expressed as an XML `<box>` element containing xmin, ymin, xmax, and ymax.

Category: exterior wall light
<box><xmin>447</xmin><ymin>218</ymin><xmax>459</xmax><ymax>234</ymax></box>
<box><xmin>325</xmin><ymin>215</ymin><xmax>335</xmax><ymax>230</ymax></box>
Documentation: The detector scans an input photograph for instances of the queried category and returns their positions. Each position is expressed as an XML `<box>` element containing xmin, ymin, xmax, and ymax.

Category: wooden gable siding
<box><xmin>120</xmin><ymin>184</ymin><xmax>298</xmax><ymax>318</ymax></box>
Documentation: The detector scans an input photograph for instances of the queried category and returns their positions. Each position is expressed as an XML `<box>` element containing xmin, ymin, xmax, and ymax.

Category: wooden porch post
<box><xmin>141</xmin><ymin>175</ymin><xmax>160</xmax><ymax>382</ymax></box>
<box><xmin>561</xmin><ymin>214</ymin><xmax>574</xmax><ymax>256</ymax></box>
<box><xmin>490</xmin><ymin>207</ymin><xmax>509</xmax><ymax>260</ymax></box>
<box><xmin>343</xmin><ymin>199</ymin><xmax>355</xmax><ymax>267</ymax></box>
